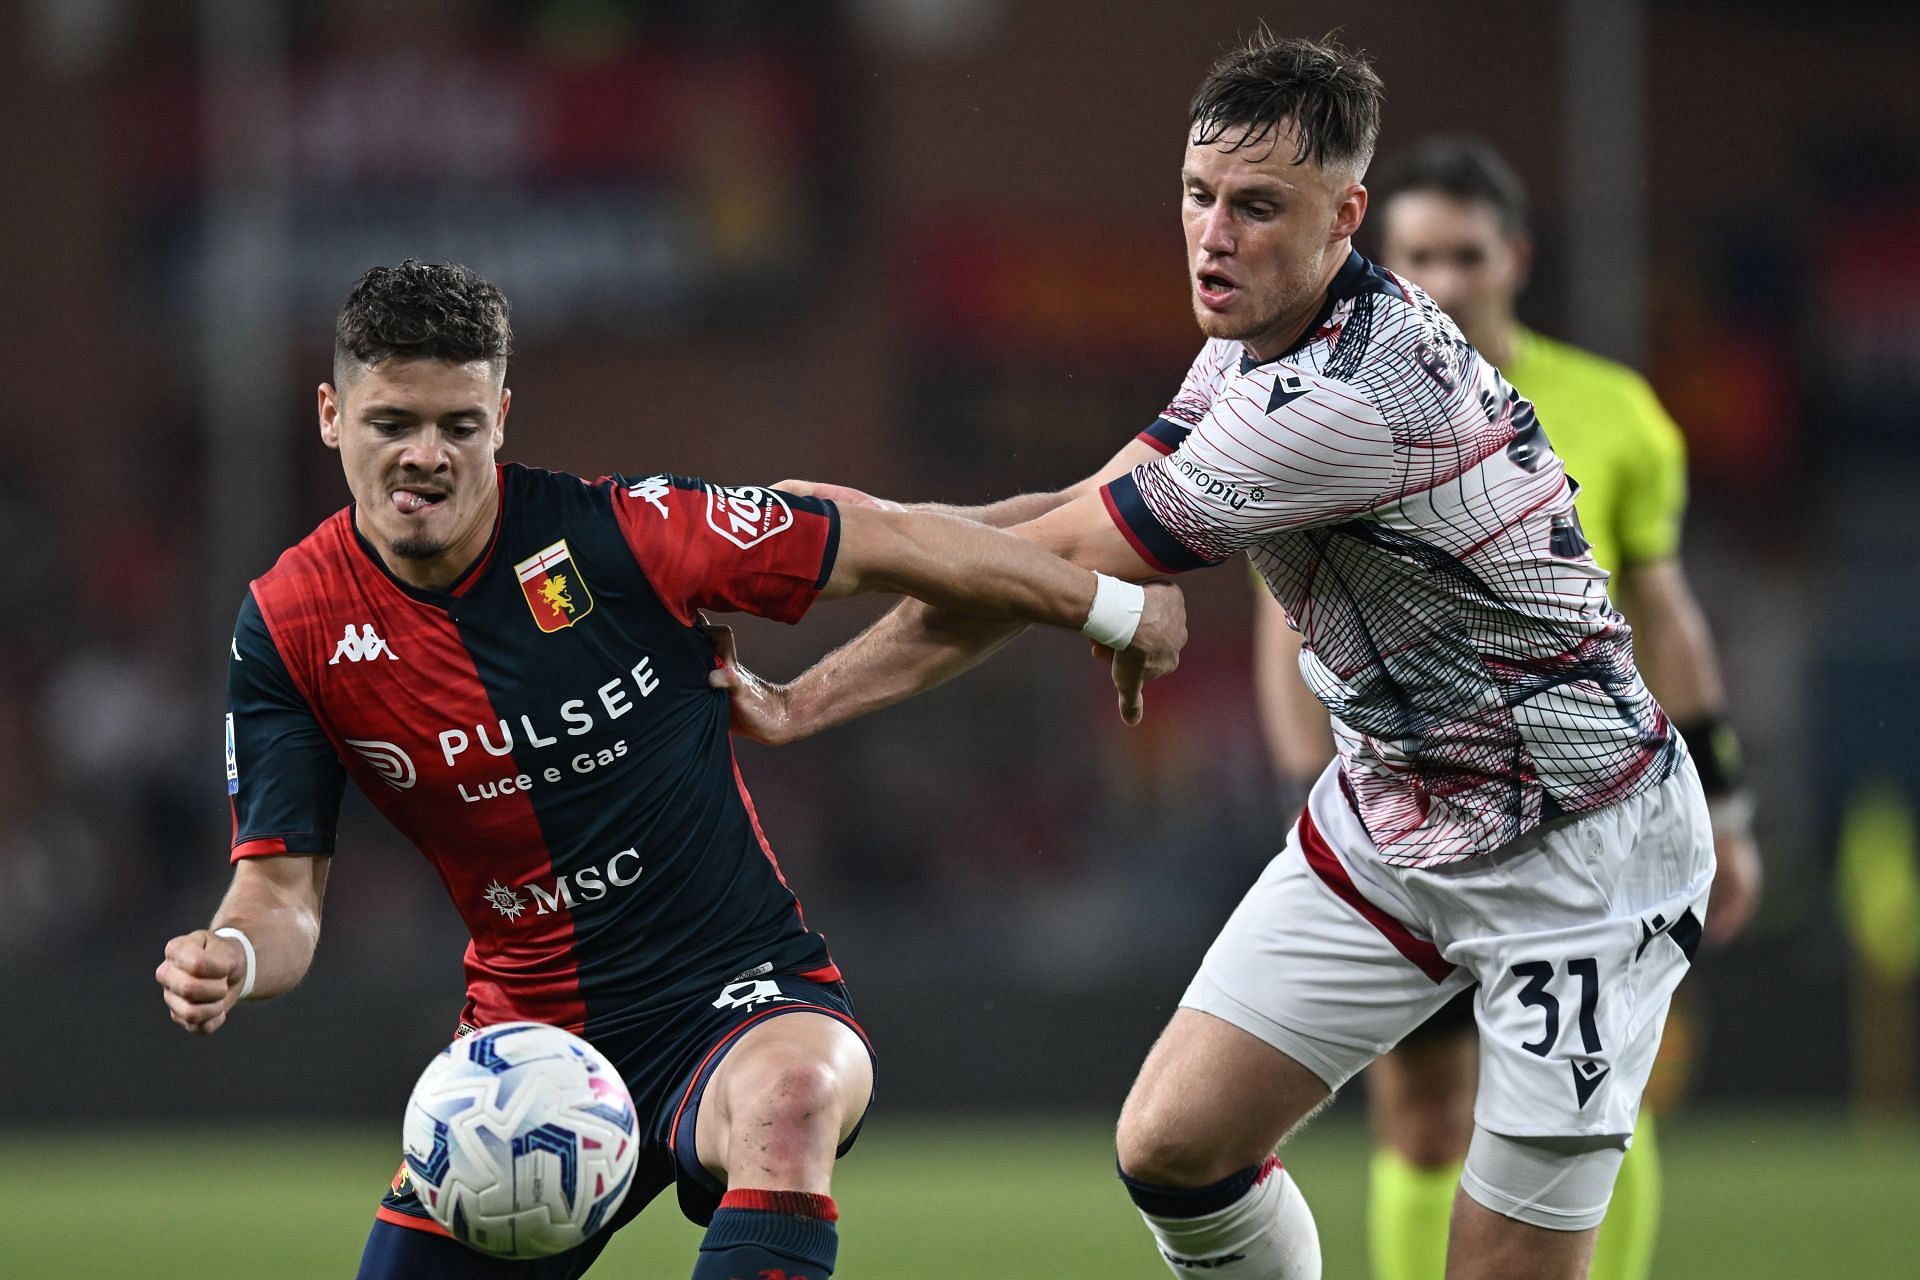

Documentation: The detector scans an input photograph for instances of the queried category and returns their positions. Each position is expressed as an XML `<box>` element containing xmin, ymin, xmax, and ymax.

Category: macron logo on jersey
<box><xmin>1267</xmin><ymin>372</ymin><xmax>1310</xmax><ymax>412</ymax></box>
<box><xmin>329</xmin><ymin>623</ymin><xmax>397</xmax><ymax>664</ymax></box>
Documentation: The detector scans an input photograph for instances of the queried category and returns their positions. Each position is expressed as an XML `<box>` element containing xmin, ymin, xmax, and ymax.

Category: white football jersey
<box><xmin>1109</xmin><ymin>252</ymin><xmax>1679</xmax><ymax>866</ymax></box>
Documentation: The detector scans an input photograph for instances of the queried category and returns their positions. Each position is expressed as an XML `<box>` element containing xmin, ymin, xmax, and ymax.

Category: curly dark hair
<box><xmin>333</xmin><ymin>259</ymin><xmax>513</xmax><ymax>383</ymax></box>
<box><xmin>1189</xmin><ymin>29</ymin><xmax>1384</xmax><ymax>174</ymax></box>
<box><xmin>1370</xmin><ymin>135</ymin><xmax>1531</xmax><ymax>236</ymax></box>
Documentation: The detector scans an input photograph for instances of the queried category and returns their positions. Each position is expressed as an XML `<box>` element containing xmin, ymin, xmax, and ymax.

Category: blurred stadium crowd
<box><xmin>4</xmin><ymin>0</ymin><xmax>1918</xmax><ymax>1117</ymax></box>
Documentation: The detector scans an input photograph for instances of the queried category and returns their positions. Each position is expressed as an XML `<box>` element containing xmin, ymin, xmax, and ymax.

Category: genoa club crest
<box><xmin>514</xmin><ymin>539</ymin><xmax>594</xmax><ymax>633</ymax></box>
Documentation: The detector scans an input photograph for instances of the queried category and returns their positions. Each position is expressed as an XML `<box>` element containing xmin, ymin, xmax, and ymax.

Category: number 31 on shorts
<box><xmin>1507</xmin><ymin>957</ymin><xmax>1602</xmax><ymax>1057</ymax></box>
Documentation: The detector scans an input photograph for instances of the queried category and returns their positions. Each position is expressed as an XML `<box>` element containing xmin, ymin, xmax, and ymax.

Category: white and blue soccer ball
<box><xmin>402</xmin><ymin>1021</ymin><xmax>639</xmax><ymax>1259</ymax></box>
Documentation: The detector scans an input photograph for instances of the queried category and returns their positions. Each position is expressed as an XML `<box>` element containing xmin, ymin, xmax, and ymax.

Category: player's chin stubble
<box><xmin>1193</xmin><ymin>298</ymin><xmax>1269</xmax><ymax>343</ymax></box>
<box><xmin>389</xmin><ymin>532</ymin><xmax>447</xmax><ymax>560</ymax></box>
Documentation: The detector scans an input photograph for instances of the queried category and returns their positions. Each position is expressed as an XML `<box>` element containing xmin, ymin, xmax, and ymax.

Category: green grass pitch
<box><xmin>5</xmin><ymin>1111</ymin><xmax>1915</xmax><ymax>1277</ymax></box>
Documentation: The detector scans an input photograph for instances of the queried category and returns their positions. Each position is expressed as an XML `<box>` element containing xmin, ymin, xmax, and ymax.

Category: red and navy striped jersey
<box><xmin>226</xmin><ymin>463</ymin><xmax>843</xmax><ymax>1034</ymax></box>
<box><xmin>1110</xmin><ymin>252</ymin><xmax>1678</xmax><ymax>866</ymax></box>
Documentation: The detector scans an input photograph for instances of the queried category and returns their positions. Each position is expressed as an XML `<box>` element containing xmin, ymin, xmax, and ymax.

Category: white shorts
<box><xmin>1182</xmin><ymin>758</ymin><xmax>1713</xmax><ymax>1141</ymax></box>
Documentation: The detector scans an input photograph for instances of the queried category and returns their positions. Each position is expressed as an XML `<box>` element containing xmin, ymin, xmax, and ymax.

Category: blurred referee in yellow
<box><xmin>1252</xmin><ymin>135</ymin><xmax>1763</xmax><ymax>1280</ymax></box>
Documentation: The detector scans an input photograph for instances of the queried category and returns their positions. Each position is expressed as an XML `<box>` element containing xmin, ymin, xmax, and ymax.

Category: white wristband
<box><xmin>1081</xmin><ymin>573</ymin><xmax>1146</xmax><ymax>650</ymax></box>
<box><xmin>213</xmin><ymin>926</ymin><xmax>257</xmax><ymax>1001</ymax></box>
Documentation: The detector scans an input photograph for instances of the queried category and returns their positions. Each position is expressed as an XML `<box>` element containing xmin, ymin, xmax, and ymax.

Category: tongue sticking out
<box><xmin>393</xmin><ymin>490</ymin><xmax>441</xmax><ymax>515</ymax></box>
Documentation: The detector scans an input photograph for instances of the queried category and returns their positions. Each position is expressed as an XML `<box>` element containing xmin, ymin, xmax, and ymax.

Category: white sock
<box><xmin>1136</xmin><ymin>1158</ymin><xmax>1322</xmax><ymax>1279</ymax></box>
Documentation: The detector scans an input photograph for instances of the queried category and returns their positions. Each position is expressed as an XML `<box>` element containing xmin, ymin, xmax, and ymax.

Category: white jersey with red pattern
<box><xmin>1107</xmin><ymin>251</ymin><xmax>1679</xmax><ymax>866</ymax></box>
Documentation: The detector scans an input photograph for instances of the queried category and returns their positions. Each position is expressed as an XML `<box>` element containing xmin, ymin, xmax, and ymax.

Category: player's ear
<box><xmin>317</xmin><ymin>383</ymin><xmax>342</xmax><ymax>450</ymax></box>
<box><xmin>493</xmin><ymin>386</ymin><xmax>511</xmax><ymax>449</ymax></box>
<box><xmin>1509</xmin><ymin>233</ymin><xmax>1535</xmax><ymax>291</ymax></box>
<box><xmin>1332</xmin><ymin>181</ymin><xmax>1367</xmax><ymax>243</ymax></box>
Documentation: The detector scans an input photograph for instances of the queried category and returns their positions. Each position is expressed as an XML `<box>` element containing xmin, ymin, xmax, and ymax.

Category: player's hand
<box><xmin>702</xmin><ymin>616</ymin><xmax>797</xmax><ymax>745</ymax></box>
<box><xmin>154</xmin><ymin>929</ymin><xmax>249</xmax><ymax>1035</ymax></box>
<box><xmin>773</xmin><ymin>479</ymin><xmax>902</xmax><ymax>512</ymax></box>
<box><xmin>1705</xmin><ymin>823</ymin><xmax>1762</xmax><ymax>945</ymax></box>
<box><xmin>1102</xmin><ymin>581</ymin><xmax>1187</xmax><ymax>725</ymax></box>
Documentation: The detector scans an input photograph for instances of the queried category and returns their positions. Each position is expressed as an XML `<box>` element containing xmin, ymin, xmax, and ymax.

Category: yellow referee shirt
<box><xmin>1503</xmin><ymin>324</ymin><xmax>1689</xmax><ymax>578</ymax></box>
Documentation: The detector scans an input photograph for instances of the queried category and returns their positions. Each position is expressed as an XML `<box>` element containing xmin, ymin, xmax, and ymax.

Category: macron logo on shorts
<box><xmin>1571</xmin><ymin>1059</ymin><xmax>1610</xmax><ymax>1106</ymax></box>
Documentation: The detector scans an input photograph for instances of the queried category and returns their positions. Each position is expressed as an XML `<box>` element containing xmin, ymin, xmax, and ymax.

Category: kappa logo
<box><xmin>345</xmin><ymin>738</ymin><xmax>417</xmax><ymax>790</ymax></box>
<box><xmin>329</xmin><ymin>623</ymin><xmax>397</xmax><ymax>664</ymax></box>
<box><xmin>712</xmin><ymin>978</ymin><xmax>794</xmax><ymax>1011</ymax></box>
<box><xmin>705</xmin><ymin>484</ymin><xmax>793</xmax><ymax>550</ymax></box>
<box><xmin>626</xmin><ymin>474</ymin><xmax>672</xmax><ymax>519</ymax></box>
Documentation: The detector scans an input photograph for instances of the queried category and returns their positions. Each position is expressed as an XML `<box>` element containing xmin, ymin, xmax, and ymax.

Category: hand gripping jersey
<box><xmin>227</xmin><ymin>464</ymin><xmax>843</xmax><ymax>1034</ymax></box>
<box><xmin>1111</xmin><ymin>252</ymin><xmax>1679</xmax><ymax>866</ymax></box>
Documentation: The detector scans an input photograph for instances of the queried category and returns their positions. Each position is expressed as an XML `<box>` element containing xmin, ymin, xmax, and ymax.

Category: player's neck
<box><xmin>1243</xmin><ymin>241</ymin><xmax>1353</xmax><ymax>363</ymax></box>
<box><xmin>358</xmin><ymin>495</ymin><xmax>499</xmax><ymax>593</ymax></box>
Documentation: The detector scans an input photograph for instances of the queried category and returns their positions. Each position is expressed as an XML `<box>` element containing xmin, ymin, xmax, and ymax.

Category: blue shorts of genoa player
<box><xmin>356</xmin><ymin>973</ymin><xmax>871</xmax><ymax>1279</ymax></box>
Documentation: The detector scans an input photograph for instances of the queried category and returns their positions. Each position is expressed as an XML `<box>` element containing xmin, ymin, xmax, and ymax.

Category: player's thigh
<box><xmin>1123</xmin><ymin>831</ymin><xmax>1471</xmax><ymax>1183</ymax></box>
<box><xmin>1178</xmin><ymin>817</ymin><xmax>1473</xmax><ymax>1088</ymax></box>
<box><xmin>1369</xmin><ymin>988</ymin><xmax>1479</xmax><ymax>1169</ymax></box>
<box><xmin>1117</xmin><ymin>1006</ymin><xmax>1332</xmax><ymax>1185</ymax></box>
<box><xmin>695</xmin><ymin>1008</ymin><xmax>874</xmax><ymax>1170</ymax></box>
<box><xmin>1455</xmin><ymin>772</ymin><xmax>1713</xmax><ymax>1144</ymax></box>
<box><xmin>1449</xmin><ymin>1174</ymin><xmax>1601</xmax><ymax>1280</ymax></box>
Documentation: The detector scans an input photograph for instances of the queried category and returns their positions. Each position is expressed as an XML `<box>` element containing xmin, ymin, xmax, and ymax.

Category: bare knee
<box><xmin>1117</xmin><ymin>1104</ymin><xmax>1250</xmax><ymax>1188</ymax></box>
<box><xmin>731</xmin><ymin>1056</ymin><xmax>844</xmax><ymax>1142</ymax></box>
<box><xmin>1116</xmin><ymin>1010</ymin><xmax>1329</xmax><ymax>1188</ymax></box>
<box><xmin>698</xmin><ymin>1018</ymin><xmax>872</xmax><ymax>1192</ymax></box>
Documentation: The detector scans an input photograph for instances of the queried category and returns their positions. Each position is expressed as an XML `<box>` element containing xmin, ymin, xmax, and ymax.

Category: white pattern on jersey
<box><xmin>1118</xmin><ymin>254</ymin><xmax>1676</xmax><ymax>866</ymax></box>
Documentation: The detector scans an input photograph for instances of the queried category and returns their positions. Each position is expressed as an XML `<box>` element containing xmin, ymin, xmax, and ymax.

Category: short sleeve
<box><xmin>1137</xmin><ymin>340</ymin><xmax>1238</xmax><ymax>456</ymax></box>
<box><xmin>604</xmin><ymin>475</ymin><xmax>840</xmax><ymax>625</ymax></box>
<box><xmin>1612</xmin><ymin>377</ymin><xmax>1689</xmax><ymax>565</ymax></box>
<box><xmin>228</xmin><ymin>590</ymin><xmax>345</xmax><ymax>861</ymax></box>
<box><xmin>1103</xmin><ymin>367</ymin><xmax>1397</xmax><ymax>572</ymax></box>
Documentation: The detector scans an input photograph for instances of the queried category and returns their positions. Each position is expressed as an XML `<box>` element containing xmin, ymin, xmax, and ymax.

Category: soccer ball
<box><xmin>402</xmin><ymin>1021</ymin><xmax>639</xmax><ymax>1259</ymax></box>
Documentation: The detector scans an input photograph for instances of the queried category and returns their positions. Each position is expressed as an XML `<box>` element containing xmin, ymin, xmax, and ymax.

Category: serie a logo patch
<box><xmin>514</xmin><ymin>539</ymin><xmax>594</xmax><ymax>633</ymax></box>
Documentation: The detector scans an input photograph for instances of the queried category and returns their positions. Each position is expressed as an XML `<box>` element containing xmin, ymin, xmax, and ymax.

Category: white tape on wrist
<box><xmin>1081</xmin><ymin>573</ymin><xmax>1146</xmax><ymax>650</ymax></box>
<box><xmin>213</xmin><ymin>926</ymin><xmax>257</xmax><ymax>1001</ymax></box>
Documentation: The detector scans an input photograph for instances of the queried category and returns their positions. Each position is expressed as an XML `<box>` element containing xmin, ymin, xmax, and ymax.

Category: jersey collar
<box><xmin>348</xmin><ymin>463</ymin><xmax>509</xmax><ymax>606</ymax></box>
<box><xmin>1239</xmin><ymin>249</ymin><xmax>1408</xmax><ymax>374</ymax></box>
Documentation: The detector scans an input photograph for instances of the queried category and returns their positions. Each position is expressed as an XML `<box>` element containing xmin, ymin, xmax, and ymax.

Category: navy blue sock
<box><xmin>1118</xmin><ymin>1157</ymin><xmax>1271</xmax><ymax>1217</ymax></box>
<box><xmin>689</xmin><ymin>1189</ymin><xmax>838</xmax><ymax>1280</ymax></box>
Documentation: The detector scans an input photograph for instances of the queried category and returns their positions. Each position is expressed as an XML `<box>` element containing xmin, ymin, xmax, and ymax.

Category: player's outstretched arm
<box><xmin>155</xmin><ymin>854</ymin><xmax>330</xmax><ymax>1036</ymax></box>
<box><xmin>777</xmin><ymin>438</ymin><xmax>1165</xmax><ymax>529</ymax></box>
<box><xmin>716</xmin><ymin>491</ymin><xmax>1183</xmax><ymax>740</ymax></box>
